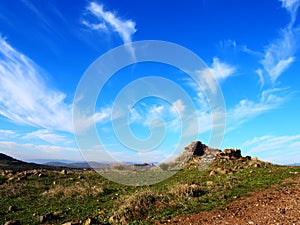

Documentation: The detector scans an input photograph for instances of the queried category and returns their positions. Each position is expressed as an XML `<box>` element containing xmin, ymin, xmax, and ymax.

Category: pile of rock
<box><xmin>216</xmin><ymin>148</ymin><xmax>242</xmax><ymax>159</ymax></box>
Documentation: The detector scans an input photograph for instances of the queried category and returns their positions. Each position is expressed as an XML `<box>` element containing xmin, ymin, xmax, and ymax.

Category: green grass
<box><xmin>1</xmin><ymin>159</ymin><xmax>300</xmax><ymax>225</ymax></box>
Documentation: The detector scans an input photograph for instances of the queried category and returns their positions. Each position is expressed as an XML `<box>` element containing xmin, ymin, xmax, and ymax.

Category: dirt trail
<box><xmin>158</xmin><ymin>174</ymin><xmax>300</xmax><ymax>225</ymax></box>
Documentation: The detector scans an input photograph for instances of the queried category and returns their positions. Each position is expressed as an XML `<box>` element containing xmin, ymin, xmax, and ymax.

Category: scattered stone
<box><xmin>222</xmin><ymin>148</ymin><xmax>242</xmax><ymax>159</ymax></box>
<box><xmin>220</xmin><ymin>169</ymin><xmax>229</xmax><ymax>175</ymax></box>
<box><xmin>61</xmin><ymin>169</ymin><xmax>67</xmax><ymax>175</ymax></box>
<box><xmin>245</xmin><ymin>156</ymin><xmax>252</xmax><ymax>160</ymax></box>
<box><xmin>252</xmin><ymin>157</ymin><xmax>259</xmax><ymax>161</ymax></box>
<box><xmin>216</xmin><ymin>168</ymin><xmax>222</xmax><ymax>172</ymax></box>
<box><xmin>4</xmin><ymin>220</ymin><xmax>21</xmax><ymax>225</ymax></box>
<box><xmin>209</xmin><ymin>170</ymin><xmax>217</xmax><ymax>177</ymax></box>
<box><xmin>84</xmin><ymin>218</ymin><xmax>92</xmax><ymax>225</ymax></box>
<box><xmin>253</xmin><ymin>163</ymin><xmax>261</xmax><ymax>168</ymax></box>
<box><xmin>62</xmin><ymin>221</ymin><xmax>81</xmax><ymax>225</ymax></box>
<box><xmin>109</xmin><ymin>216</ymin><xmax>118</xmax><ymax>224</ymax></box>
<box><xmin>289</xmin><ymin>171</ymin><xmax>299</xmax><ymax>175</ymax></box>
<box><xmin>39</xmin><ymin>213</ymin><xmax>53</xmax><ymax>223</ymax></box>
<box><xmin>98</xmin><ymin>210</ymin><xmax>105</xmax><ymax>215</ymax></box>
<box><xmin>8</xmin><ymin>205</ymin><xmax>17</xmax><ymax>212</ymax></box>
<box><xmin>120</xmin><ymin>216</ymin><xmax>128</xmax><ymax>225</ymax></box>
<box><xmin>206</xmin><ymin>181</ymin><xmax>214</xmax><ymax>186</ymax></box>
<box><xmin>7</xmin><ymin>177</ymin><xmax>14</xmax><ymax>182</ymax></box>
<box><xmin>53</xmin><ymin>211</ymin><xmax>62</xmax><ymax>216</ymax></box>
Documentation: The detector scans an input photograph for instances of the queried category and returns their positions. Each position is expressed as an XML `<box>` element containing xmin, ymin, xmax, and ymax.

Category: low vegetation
<box><xmin>1</xmin><ymin>154</ymin><xmax>300</xmax><ymax>224</ymax></box>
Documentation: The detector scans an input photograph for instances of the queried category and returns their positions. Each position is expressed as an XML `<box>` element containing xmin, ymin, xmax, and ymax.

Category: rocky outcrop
<box><xmin>184</xmin><ymin>141</ymin><xmax>208</xmax><ymax>156</ymax></box>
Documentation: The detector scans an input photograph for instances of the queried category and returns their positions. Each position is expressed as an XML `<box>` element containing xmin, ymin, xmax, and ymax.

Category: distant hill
<box><xmin>287</xmin><ymin>163</ymin><xmax>300</xmax><ymax>166</ymax></box>
<box><xmin>44</xmin><ymin>161</ymin><xmax>110</xmax><ymax>169</ymax></box>
<box><xmin>0</xmin><ymin>153</ymin><xmax>67</xmax><ymax>171</ymax></box>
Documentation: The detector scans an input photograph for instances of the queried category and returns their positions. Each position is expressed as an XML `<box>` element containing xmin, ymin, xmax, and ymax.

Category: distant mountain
<box><xmin>0</xmin><ymin>153</ymin><xmax>16</xmax><ymax>161</ymax></box>
<box><xmin>287</xmin><ymin>163</ymin><xmax>300</xmax><ymax>166</ymax></box>
<box><xmin>44</xmin><ymin>161</ymin><xmax>110</xmax><ymax>169</ymax></box>
<box><xmin>0</xmin><ymin>153</ymin><xmax>68</xmax><ymax>171</ymax></box>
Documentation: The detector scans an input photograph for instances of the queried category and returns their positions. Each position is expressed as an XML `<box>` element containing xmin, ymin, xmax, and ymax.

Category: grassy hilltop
<box><xmin>1</xmin><ymin>144</ymin><xmax>300</xmax><ymax>225</ymax></box>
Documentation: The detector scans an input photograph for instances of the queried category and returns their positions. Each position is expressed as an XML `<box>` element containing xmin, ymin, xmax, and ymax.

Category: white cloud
<box><xmin>255</xmin><ymin>68</ymin><xmax>264</xmax><ymax>88</ymax></box>
<box><xmin>242</xmin><ymin>134</ymin><xmax>300</xmax><ymax>164</ymax></box>
<box><xmin>0</xmin><ymin>129</ymin><xmax>17</xmax><ymax>140</ymax></box>
<box><xmin>203</xmin><ymin>58</ymin><xmax>236</xmax><ymax>81</ymax></box>
<box><xmin>219</xmin><ymin>39</ymin><xmax>237</xmax><ymax>49</ymax></box>
<box><xmin>94</xmin><ymin>107</ymin><xmax>112</xmax><ymax>123</ymax></box>
<box><xmin>280</xmin><ymin>0</ymin><xmax>300</xmax><ymax>23</ymax></box>
<box><xmin>227</xmin><ymin>88</ymin><xmax>289</xmax><ymax>130</ymax></box>
<box><xmin>81</xmin><ymin>19</ymin><xmax>108</xmax><ymax>31</ymax></box>
<box><xmin>74</xmin><ymin>106</ymin><xmax>112</xmax><ymax>133</ymax></box>
<box><xmin>172</xmin><ymin>99</ymin><xmax>185</xmax><ymax>114</ymax></box>
<box><xmin>83</xmin><ymin>2</ymin><xmax>137</xmax><ymax>56</ymax></box>
<box><xmin>194</xmin><ymin>58</ymin><xmax>235</xmax><ymax>94</ymax></box>
<box><xmin>261</xmin><ymin>29</ymin><xmax>297</xmax><ymax>83</ymax></box>
<box><xmin>23</xmin><ymin>129</ymin><xmax>67</xmax><ymax>144</ymax></box>
<box><xmin>0</xmin><ymin>141</ymin><xmax>81</xmax><ymax>161</ymax></box>
<box><xmin>0</xmin><ymin>37</ymin><xmax>72</xmax><ymax>132</ymax></box>
<box><xmin>259</xmin><ymin>0</ymin><xmax>300</xmax><ymax>85</ymax></box>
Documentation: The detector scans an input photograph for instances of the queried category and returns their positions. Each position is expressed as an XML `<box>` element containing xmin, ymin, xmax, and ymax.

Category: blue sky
<box><xmin>0</xmin><ymin>0</ymin><xmax>299</xmax><ymax>165</ymax></box>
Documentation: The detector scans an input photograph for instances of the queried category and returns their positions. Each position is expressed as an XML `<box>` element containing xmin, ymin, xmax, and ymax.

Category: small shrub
<box><xmin>112</xmin><ymin>164</ymin><xmax>126</xmax><ymax>170</ymax></box>
<box><xmin>170</xmin><ymin>183</ymin><xmax>205</xmax><ymax>197</ymax></box>
<box><xmin>159</xmin><ymin>163</ymin><xmax>169</xmax><ymax>171</ymax></box>
<box><xmin>114</xmin><ymin>189</ymin><xmax>160</xmax><ymax>221</ymax></box>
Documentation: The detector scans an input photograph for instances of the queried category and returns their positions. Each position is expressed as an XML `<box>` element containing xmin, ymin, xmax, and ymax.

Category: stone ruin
<box><xmin>216</xmin><ymin>148</ymin><xmax>242</xmax><ymax>159</ymax></box>
<box><xmin>184</xmin><ymin>141</ymin><xmax>243</xmax><ymax>159</ymax></box>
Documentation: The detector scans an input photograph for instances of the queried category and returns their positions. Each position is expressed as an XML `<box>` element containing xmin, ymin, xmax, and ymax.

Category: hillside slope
<box><xmin>1</xmin><ymin>142</ymin><xmax>300</xmax><ymax>225</ymax></box>
<box><xmin>0</xmin><ymin>153</ymin><xmax>64</xmax><ymax>171</ymax></box>
<box><xmin>161</xmin><ymin>175</ymin><xmax>300</xmax><ymax>224</ymax></box>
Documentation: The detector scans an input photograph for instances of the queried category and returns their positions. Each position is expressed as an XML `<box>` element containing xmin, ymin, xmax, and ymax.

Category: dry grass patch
<box><xmin>43</xmin><ymin>181</ymin><xmax>103</xmax><ymax>198</ymax></box>
<box><xmin>169</xmin><ymin>183</ymin><xmax>205</xmax><ymax>198</ymax></box>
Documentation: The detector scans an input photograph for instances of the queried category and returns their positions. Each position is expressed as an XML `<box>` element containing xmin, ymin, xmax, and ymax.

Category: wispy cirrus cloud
<box><xmin>74</xmin><ymin>106</ymin><xmax>112</xmax><ymax>133</ymax></box>
<box><xmin>280</xmin><ymin>0</ymin><xmax>300</xmax><ymax>24</ymax></box>
<box><xmin>259</xmin><ymin>0</ymin><xmax>300</xmax><ymax>85</ymax></box>
<box><xmin>260</xmin><ymin>29</ymin><xmax>298</xmax><ymax>84</ymax></box>
<box><xmin>0</xmin><ymin>37</ymin><xmax>72</xmax><ymax>132</ymax></box>
<box><xmin>0</xmin><ymin>129</ymin><xmax>18</xmax><ymax>140</ymax></box>
<box><xmin>192</xmin><ymin>57</ymin><xmax>235</xmax><ymax>95</ymax></box>
<box><xmin>201</xmin><ymin>57</ymin><xmax>236</xmax><ymax>81</ymax></box>
<box><xmin>23</xmin><ymin>129</ymin><xmax>67</xmax><ymax>145</ymax></box>
<box><xmin>82</xmin><ymin>1</ymin><xmax>137</xmax><ymax>55</ymax></box>
<box><xmin>227</xmin><ymin>88</ymin><xmax>289</xmax><ymax>131</ymax></box>
<box><xmin>0</xmin><ymin>141</ymin><xmax>81</xmax><ymax>161</ymax></box>
<box><xmin>242</xmin><ymin>133</ymin><xmax>300</xmax><ymax>164</ymax></box>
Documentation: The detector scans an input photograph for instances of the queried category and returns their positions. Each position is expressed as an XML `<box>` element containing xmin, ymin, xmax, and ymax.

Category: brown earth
<box><xmin>158</xmin><ymin>174</ymin><xmax>300</xmax><ymax>225</ymax></box>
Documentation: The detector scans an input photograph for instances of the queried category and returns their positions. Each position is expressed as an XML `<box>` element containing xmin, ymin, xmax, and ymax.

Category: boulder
<box><xmin>4</xmin><ymin>221</ymin><xmax>21</xmax><ymax>225</ymax></box>
<box><xmin>60</xmin><ymin>169</ymin><xmax>67</xmax><ymax>175</ymax></box>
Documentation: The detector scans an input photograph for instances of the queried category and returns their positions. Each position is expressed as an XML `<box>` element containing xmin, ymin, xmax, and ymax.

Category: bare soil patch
<box><xmin>158</xmin><ymin>174</ymin><xmax>300</xmax><ymax>225</ymax></box>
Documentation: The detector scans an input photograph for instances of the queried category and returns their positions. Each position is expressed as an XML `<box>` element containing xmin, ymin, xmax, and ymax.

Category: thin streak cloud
<box><xmin>0</xmin><ymin>37</ymin><xmax>72</xmax><ymax>132</ymax></box>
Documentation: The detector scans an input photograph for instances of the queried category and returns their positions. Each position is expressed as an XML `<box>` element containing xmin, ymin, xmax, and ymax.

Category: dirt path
<box><xmin>158</xmin><ymin>174</ymin><xmax>300</xmax><ymax>225</ymax></box>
